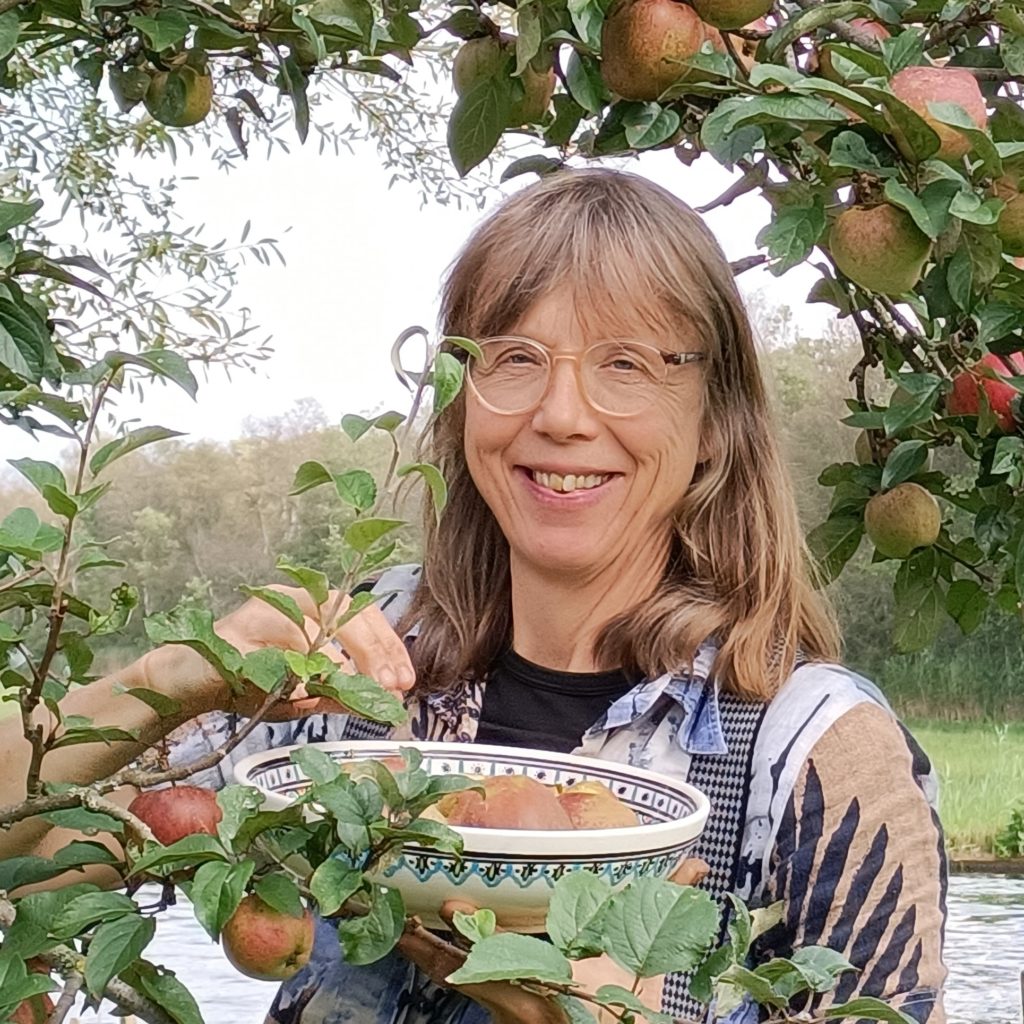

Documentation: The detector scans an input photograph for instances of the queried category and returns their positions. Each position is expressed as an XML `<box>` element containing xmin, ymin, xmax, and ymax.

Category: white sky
<box><xmin>3</xmin><ymin>91</ymin><xmax>836</xmax><ymax>466</ymax></box>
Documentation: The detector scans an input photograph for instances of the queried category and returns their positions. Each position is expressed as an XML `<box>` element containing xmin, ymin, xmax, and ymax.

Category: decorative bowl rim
<box><xmin>233</xmin><ymin>739</ymin><xmax>711</xmax><ymax>858</ymax></box>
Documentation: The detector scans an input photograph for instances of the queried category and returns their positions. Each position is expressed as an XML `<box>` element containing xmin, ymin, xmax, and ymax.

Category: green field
<box><xmin>908</xmin><ymin>720</ymin><xmax>1024</xmax><ymax>857</ymax></box>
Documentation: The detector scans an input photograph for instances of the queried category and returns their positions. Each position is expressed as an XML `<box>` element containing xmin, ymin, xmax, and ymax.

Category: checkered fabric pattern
<box><xmin>661</xmin><ymin>693</ymin><xmax>769</xmax><ymax>1022</ymax></box>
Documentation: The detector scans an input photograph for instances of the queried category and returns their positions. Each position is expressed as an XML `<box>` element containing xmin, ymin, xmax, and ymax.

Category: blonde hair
<box><xmin>400</xmin><ymin>169</ymin><xmax>839</xmax><ymax>701</ymax></box>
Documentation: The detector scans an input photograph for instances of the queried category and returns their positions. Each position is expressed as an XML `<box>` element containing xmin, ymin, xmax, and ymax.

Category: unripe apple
<box><xmin>221</xmin><ymin>894</ymin><xmax>315</xmax><ymax>981</ymax></box>
<box><xmin>994</xmin><ymin>175</ymin><xmax>1024</xmax><ymax>257</ymax></box>
<box><xmin>888</xmin><ymin>65</ymin><xmax>987</xmax><ymax>163</ymax></box>
<box><xmin>601</xmin><ymin>0</ymin><xmax>706</xmax><ymax>101</ymax></box>
<box><xmin>829</xmin><ymin>204</ymin><xmax>931</xmax><ymax>296</ymax></box>
<box><xmin>864</xmin><ymin>483</ymin><xmax>941</xmax><ymax>559</ymax></box>
<box><xmin>690</xmin><ymin>0</ymin><xmax>771</xmax><ymax>31</ymax></box>
<box><xmin>452</xmin><ymin>35</ymin><xmax>554</xmax><ymax>124</ymax></box>
<box><xmin>128</xmin><ymin>785</ymin><xmax>222</xmax><ymax>845</ymax></box>
<box><xmin>947</xmin><ymin>352</ymin><xmax>1024</xmax><ymax>432</ymax></box>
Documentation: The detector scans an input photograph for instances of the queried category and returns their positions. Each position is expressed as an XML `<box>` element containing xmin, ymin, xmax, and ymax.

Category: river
<box><xmin>67</xmin><ymin>874</ymin><xmax>1022</xmax><ymax>1024</ymax></box>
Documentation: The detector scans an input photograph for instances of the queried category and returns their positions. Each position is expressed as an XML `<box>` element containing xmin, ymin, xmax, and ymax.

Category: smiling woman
<box><xmin>0</xmin><ymin>169</ymin><xmax>949</xmax><ymax>1024</ymax></box>
<box><xmin>259</xmin><ymin>170</ymin><xmax>949</xmax><ymax>1023</ymax></box>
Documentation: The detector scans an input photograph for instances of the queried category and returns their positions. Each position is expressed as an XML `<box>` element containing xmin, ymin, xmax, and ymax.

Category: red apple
<box><xmin>128</xmin><ymin>785</ymin><xmax>222</xmax><ymax>845</ymax></box>
<box><xmin>889</xmin><ymin>65</ymin><xmax>987</xmax><ymax>162</ymax></box>
<box><xmin>601</xmin><ymin>0</ymin><xmax>706</xmax><ymax>101</ymax></box>
<box><xmin>221</xmin><ymin>894</ymin><xmax>315</xmax><ymax>981</ymax></box>
<box><xmin>947</xmin><ymin>352</ymin><xmax>1024</xmax><ymax>432</ymax></box>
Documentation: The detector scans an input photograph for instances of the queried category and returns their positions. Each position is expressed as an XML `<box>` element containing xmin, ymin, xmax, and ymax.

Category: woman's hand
<box><xmin>397</xmin><ymin>858</ymin><xmax>709</xmax><ymax>1024</ymax></box>
<box><xmin>139</xmin><ymin>585</ymin><xmax>415</xmax><ymax>719</ymax></box>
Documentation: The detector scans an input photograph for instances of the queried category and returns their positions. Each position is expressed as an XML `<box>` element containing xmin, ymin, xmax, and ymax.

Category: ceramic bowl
<box><xmin>233</xmin><ymin>740</ymin><xmax>710</xmax><ymax>931</ymax></box>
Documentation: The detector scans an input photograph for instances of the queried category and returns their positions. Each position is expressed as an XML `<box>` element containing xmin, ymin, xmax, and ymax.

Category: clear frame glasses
<box><xmin>463</xmin><ymin>336</ymin><xmax>706</xmax><ymax>417</ymax></box>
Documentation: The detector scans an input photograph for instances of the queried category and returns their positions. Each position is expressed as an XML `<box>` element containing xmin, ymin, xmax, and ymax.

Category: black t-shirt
<box><xmin>474</xmin><ymin>647</ymin><xmax>637</xmax><ymax>753</ymax></box>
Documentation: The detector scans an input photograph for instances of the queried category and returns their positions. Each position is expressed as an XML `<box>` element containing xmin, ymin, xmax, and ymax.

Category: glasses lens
<box><xmin>584</xmin><ymin>342</ymin><xmax>666</xmax><ymax>415</ymax></box>
<box><xmin>469</xmin><ymin>338</ymin><xmax>549</xmax><ymax>413</ymax></box>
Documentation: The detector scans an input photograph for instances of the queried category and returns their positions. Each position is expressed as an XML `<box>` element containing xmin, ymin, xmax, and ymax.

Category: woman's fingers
<box><xmin>668</xmin><ymin>857</ymin><xmax>710</xmax><ymax>886</ymax></box>
<box><xmin>330</xmin><ymin>602</ymin><xmax>415</xmax><ymax>693</ymax></box>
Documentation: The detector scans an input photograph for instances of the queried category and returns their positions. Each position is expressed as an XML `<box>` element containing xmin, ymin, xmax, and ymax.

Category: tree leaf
<box><xmin>110</xmin><ymin>683</ymin><xmax>181</xmax><ymax>718</ymax></box>
<box><xmin>446</xmin><ymin>932</ymin><xmax>573</xmax><ymax>984</ymax></box>
<box><xmin>307</xmin><ymin>671</ymin><xmax>406</xmax><ymax>726</ymax></box>
<box><xmin>344</xmin><ymin>517</ymin><xmax>403</xmax><ymax>553</ymax></box>
<box><xmin>51</xmin><ymin>891</ymin><xmax>138</xmax><ymax>939</ymax></box>
<box><xmin>128</xmin><ymin>835</ymin><xmax>229</xmax><ymax>878</ymax></box>
<box><xmin>546</xmin><ymin>871</ymin><xmax>614</xmax><ymax>958</ymax></box>
<box><xmin>566</xmin><ymin>51</ymin><xmax>605</xmax><ymax>114</ymax></box>
<box><xmin>238</xmin><ymin>585</ymin><xmax>306</xmax><ymax>629</ymax></box>
<box><xmin>276</xmin><ymin>558</ymin><xmax>330</xmax><ymax>606</ymax></box>
<box><xmin>121</xmin><ymin>960</ymin><xmax>204</xmax><ymax>1024</ymax></box>
<box><xmin>216</xmin><ymin>785</ymin><xmax>265</xmax><ymax>846</ymax></box>
<box><xmin>0</xmin><ymin>198</ymin><xmax>43</xmax><ymax>235</ymax></box>
<box><xmin>447</xmin><ymin>76</ymin><xmax>510</xmax><ymax>176</ymax></box>
<box><xmin>432</xmin><ymin>351</ymin><xmax>464</xmax><ymax>414</ymax></box>
<box><xmin>240</xmin><ymin>648</ymin><xmax>289</xmax><ymax>693</ymax></box>
<box><xmin>104</xmin><ymin>349</ymin><xmax>199</xmax><ymax>399</ymax></box>
<box><xmin>309</xmin><ymin>859</ymin><xmax>363</xmax><ymax>916</ymax></box>
<box><xmin>396</xmin><ymin>462</ymin><xmax>447</xmax><ymax>518</ymax></box>
<box><xmin>880</xmin><ymin>440</ymin><xmax>928</xmax><ymax>490</ymax></box>
<box><xmin>186</xmin><ymin>860</ymin><xmax>253</xmax><ymax>940</ymax></box>
<box><xmin>807</xmin><ymin>515</ymin><xmax>863</xmax><ymax>584</ymax></box>
<box><xmin>84</xmin><ymin>914</ymin><xmax>156</xmax><ymax>996</ymax></box>
<box><xmin>128</xmin><ymin>10</ymin><xmax>189</xmax><ymax>50</ymax></box>
<box><xmin>600</xmin><ymin>878</ymin><xmax>719</xmax><ymax>977</ymax></box>
<box><xmin>334</xmin><ymin>468</ymin><xmax>377</xmax><ymax>512</ymax></box>
<box><xmin>337</xmin><ymin>885</ymin><xmax>405</xmax><ymax>965</ymax></box>
<box><xmin>254</xmin><ymin>873</ymin><xmax>305</xmax><ymax>917</ymax></box>
<box><xmin>892</xmin><ymin>555</ymin><xmax>943</xmax><ymax>653</ymax></box>
<box><xmin>593</xmin><ymin>985</ymin><xmax>674</xmax><ymax>1024</ymax></box>
<box><xmin>144</xmin><ymin>607</ymin><xmax>243</xmax><ymax>687</ymax></box>
<box><xmin>622</xmin><ymin>103</ymin><xmax>680</xmax><ymax>149</ymax></box>
<box><xmin>292</xmin><ymin>745</ymin><xmax>342</xmax><ymax>785</ymax></box>
<box><xmin>291</xmin><ymin>460</ymin><xmax>333</xmax><ymax>495</ymax></box>
<box><xmin>824</xmin><ymin>996</ymin><xmax>918</xmax><ymax>1023</ymax></box>
<box><xmin>90</xmin><ymin>426</ymin><xmax>184</xmax><ymax>475</ymax></box>
<box><xmin>8</xmin><ymin>457</ymin><xmax>66</xmax><ymax>496</ymax></box>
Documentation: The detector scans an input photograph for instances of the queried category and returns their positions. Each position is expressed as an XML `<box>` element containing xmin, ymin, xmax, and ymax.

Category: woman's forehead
<box><xmin>507</xmin><ymin>282</ymin><xmax>695</xmax><ymax>348</ymax></box>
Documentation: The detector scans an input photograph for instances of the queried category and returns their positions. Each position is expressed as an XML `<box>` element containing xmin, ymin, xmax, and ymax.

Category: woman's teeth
<box><xmin>530</xmin><ymin>470</ymin><xmax>610</xmax><ymax>493</ymax></box>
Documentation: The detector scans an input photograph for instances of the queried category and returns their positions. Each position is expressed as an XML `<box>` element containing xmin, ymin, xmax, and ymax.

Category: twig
<box><xmin>935</xmin><ymin>544</ymin><xmax>992</xmax><ymax>583</ymax></box>
<box><xmin>47</xmin><ymin>971</ymin><xmax>83</xmax><ymax>1024</ymax></box>
<box><xmin>0</xmin><ymin>566</ymin><xmax>45</xmax><ymax>592</ymax></box>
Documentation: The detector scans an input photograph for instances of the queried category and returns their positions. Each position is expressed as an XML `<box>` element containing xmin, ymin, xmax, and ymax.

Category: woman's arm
<box><xmin>754</xmin><ymin>701</ymin><xmax>947</xmax><ymax>1022</ymax></box>
<box><xmin>0</xmin><ymin>585</ymin><xmax>415</xmax><ymax>872</ymax></box>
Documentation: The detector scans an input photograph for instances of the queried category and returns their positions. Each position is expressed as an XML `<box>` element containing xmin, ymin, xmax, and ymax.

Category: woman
<box><xmin>0</xmin><ymin>170</ymin><xmax>946</xmax><ymax>1024</ymax></box>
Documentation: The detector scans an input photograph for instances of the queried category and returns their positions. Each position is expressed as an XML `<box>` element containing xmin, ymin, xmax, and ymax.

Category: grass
<box><xmin>908</xmin><ymin>719</ymin><xmax>1024</xmax><ymax>857</ymax></box>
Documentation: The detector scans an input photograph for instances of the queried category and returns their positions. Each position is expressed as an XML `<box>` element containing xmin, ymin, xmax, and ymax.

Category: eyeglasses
<box><xmin>462</xmin><ymin>336</ymin><xmax>706</xmax><ymax>417</ymax></box>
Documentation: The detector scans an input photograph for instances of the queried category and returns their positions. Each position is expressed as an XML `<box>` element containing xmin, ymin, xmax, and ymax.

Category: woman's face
<box><xmin>463</xmin><ymin>287</ymin><xmax>708</xmax><ymax>580</ymax></box>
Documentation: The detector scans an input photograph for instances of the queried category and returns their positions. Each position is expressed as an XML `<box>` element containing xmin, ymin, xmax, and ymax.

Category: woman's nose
<box><xmin>530</xmin><ymin>357</ymin><xmax>601</xmax><ymax>439</ymax></box>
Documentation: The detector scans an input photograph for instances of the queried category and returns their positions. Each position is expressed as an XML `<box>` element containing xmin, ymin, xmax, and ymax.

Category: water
<box><xmin>69</xmin><ymin>874</ymin><xmax>1023</xmax><ymax>1024</ymax></box>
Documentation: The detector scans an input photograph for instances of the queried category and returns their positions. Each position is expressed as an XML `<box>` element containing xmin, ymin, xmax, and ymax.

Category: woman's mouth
<box><xmin>526</xmin><ymin>468</ymin><xmax>614</xmax><ymax>494</ymax></box>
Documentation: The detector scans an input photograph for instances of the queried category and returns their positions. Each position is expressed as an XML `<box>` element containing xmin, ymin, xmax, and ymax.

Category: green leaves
<box><xmin>310</xmin><ymin>859</ymin><xmax>363</xmax><ymax>916</ymax></box>
<box><xmin>447</xmin><ymin>76</ymin><xmax>511</xmax><ymax>176</ymax></box>
<box><xmin>144</xmin><ymin>607</ymin><xmax>243</xmax><ymax>688</ymax></box>
<box><xmin>84</xmin><ymin>914</ymin><xmax>156</xmax><ymax>996</ymax></box>
<box><xmin>432</xmin><ymin>351</ymin><xmax>464</xmax><ymax>414</ymax></box>
<box><xmin>397</xmin><ymin>462</ymin><xmax>447</xmax><ymax>518</ymax></box>
<box><xmin>306</xmin><ymin>671</ymin><xmax>406</xmax><ymax>726</ymax></box>
<box><xmin>188</xmin><ymin>860</ymin><xmax>253</xmax><ymax>940</ymax></box>
<box><xmin>446</xmin><ymin>932</ymin><xmax>574</xmax><ymax>985</ymax></box>
<box><xmin>545</xmin><ymin>870</ymin><xmax>612</xmax><ymax>958</ymax></box>
<box><xmin>239</xmin><ymin>585</ymin><xmax>307</xmax><ymax>629</ymax></box>
<box><xmin>807</xmin><ymin>515</ymin><xmax>864</xmax><ymax>584</ymax></box>
<box><xmin>600</xmin><ymin>877</ymin><xmax>718</xmax><ymax>977</ymax></box>
<box><xmin>756</xmin><ymin>196</ymin><xmax>826</xmax><ymax>274</ymax></box>
<box><xmin>90</xmin><ymin>426</ymin><xmax>184</xmax><ymax>475</ymax></box>
<box><xmin>337</xmin><ymin>885</ymin><xmax>405</xmax><ymax>964</ymax></box>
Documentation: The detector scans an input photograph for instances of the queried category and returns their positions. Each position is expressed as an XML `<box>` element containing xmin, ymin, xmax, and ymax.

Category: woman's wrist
<box><xmin>134</xmin><ymin>644</ymin><xmax>225</xmax><ymax>721</ymax></box>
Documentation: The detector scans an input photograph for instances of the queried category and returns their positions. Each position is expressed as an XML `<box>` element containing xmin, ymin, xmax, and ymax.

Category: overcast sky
<box><xmin>4</xmin><ymin>90</ymin><xmax>836</xmax><ymax>467</ymax></box>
